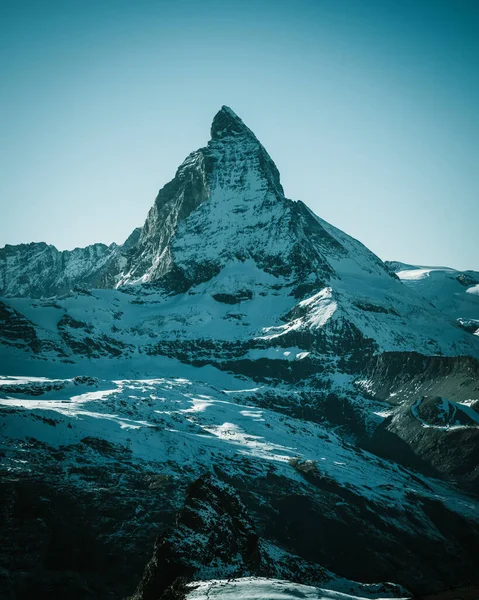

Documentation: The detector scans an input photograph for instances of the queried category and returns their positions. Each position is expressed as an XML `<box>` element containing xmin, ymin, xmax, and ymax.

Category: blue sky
<box><xmin>1</xmin><ymin>0</ymin><xmax>478</xmax><ymax>269</ymax></box>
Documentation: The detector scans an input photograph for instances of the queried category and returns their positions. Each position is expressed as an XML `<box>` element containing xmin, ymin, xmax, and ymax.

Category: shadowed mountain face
<box><xmin>0</xmin><ymin>107</ymin><xmax>478</xmax><ymax>600</ymax></box>
<box><xmin>127</xmin><ymin>473</ymin><xmax>409</xmax><ymax>600</ymax></box>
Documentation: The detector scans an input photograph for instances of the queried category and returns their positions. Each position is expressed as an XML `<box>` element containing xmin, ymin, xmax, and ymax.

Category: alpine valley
<box><xmin>1</xmin><ymin>107</ymin><xmax>478</xmax><ymax>600</ymax></box>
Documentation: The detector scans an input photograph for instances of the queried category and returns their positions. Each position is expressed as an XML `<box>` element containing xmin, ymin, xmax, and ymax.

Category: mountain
<box><xmin>386</xmin><ymin>261</ymin><xmax>479</xmax><ymax>335</ymax></box>
<box><xmin>2</xmin><ymin>107</ymin><xmax>478</xmax><ymax>363</ymax></box>
<box><xmin>2</xmin><ymin>373</ymin><xmax>477</xmax><ymax>599</ymax></box>
<box><xmin>0</xmin><ymin>227</ymin><xmax>142</xmax><ymax>299</ymax></box>
<box><xmin>1</xmin><ymin>106</ymin><xmax>392</xmax><ymax>298</ymax></box>
<box><xmin>0</xmin><ymin>107</ymin><xmax>478</xmax><ymax>600</ymax></box>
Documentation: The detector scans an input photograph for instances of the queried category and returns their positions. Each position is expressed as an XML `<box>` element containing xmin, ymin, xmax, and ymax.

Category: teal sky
<box><xmin>1</xmin><ymin>0</ymin><xmax>478</xmax><ymax>270</ymax></box>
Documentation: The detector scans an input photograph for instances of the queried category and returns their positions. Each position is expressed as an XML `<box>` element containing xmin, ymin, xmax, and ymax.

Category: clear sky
<box><xmin>1</xmin><ymin>0</ymin><xmax>478</xmax><ymax>270</ymax></box>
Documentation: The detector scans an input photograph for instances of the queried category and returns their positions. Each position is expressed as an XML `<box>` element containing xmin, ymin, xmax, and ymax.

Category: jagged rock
<box><xmin>0</xmin><ymin>242</ymin><xmax>127</xmax><ymax>299</ymax></box>
<box><xmin>128</xmin><ymin>474</ymin><xmax>410</xmax><ymax>600</ymax></box>
<box><xmin>128</xmin><ymin>474</ymin><xmax>261</xmax><ymax>600</ymax></box>
<box><xmin>2</xmin><ymin>107</ymin><xmax>478</xmax><ymax>361</ymax></box>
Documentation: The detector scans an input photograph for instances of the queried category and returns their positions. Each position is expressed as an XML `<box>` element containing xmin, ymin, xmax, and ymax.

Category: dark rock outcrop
<box><xmin>128</xmin><ymin>474</ymin><xmax>261</xmax><ymax>600</ymax></box>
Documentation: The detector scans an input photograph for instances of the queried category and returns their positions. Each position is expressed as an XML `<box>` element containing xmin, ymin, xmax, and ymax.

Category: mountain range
<box><xmin>0</xmin><ymin>107</ymin><xmax>478</xmax><ymax>600</ymax></box>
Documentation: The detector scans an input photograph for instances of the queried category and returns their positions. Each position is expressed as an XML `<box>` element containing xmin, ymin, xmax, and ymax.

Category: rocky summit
<box><xmin>0</xmin><ymin>107</ymin><xmax>478</xmax><ymax>600</ymax></box>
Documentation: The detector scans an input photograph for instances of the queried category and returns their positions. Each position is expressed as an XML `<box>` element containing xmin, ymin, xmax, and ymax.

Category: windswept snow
<box><xmin>396</xmin><ymin>268</ymin><xmax>454</xmax><ymax>281</ymax></box>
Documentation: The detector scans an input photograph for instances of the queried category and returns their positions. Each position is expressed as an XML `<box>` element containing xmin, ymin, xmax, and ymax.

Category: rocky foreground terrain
<box><xmin>0</xmin><ymin>107</ymin><xmax>478</xmax><ymax>599</ymax></box>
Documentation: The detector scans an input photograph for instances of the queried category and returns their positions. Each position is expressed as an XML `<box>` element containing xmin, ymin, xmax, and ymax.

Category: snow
<box><xmin>1</xmin><ymin>108</ymin><xmax>478</xmax><ymax>595</ymax></box>
<box><xmin>410</xmin><ymin>397</ymin><xmax>479</xmax><ymax>430</ymax></box>
<box><xmin>186</xmin><ymin>578</ymin><xmax>407</xmax><ymax>600</ymax></box>
<box><xmin>259</xmin><ymin>288</ymin><xmax>338</xmax><ymax>340</ymax></box>
<box><xmin>257</xmin><ymin>274</ymin><xmax>479</xmax><ymax>357</ymax></box>
<box><xmin>8</xmin><ymin>246</ymin><xmax>476</xmax><ymax>361</ymax></box>
<box><xmin>2</xmin><ymin>118</ymin><xmax>479</xmax><ymax>360</ymax></box>
<box><xmin>391</xmin><ymin>264</ymin><xmax>479</xmax><ymax>326</ymax></box>
<box><xmin>246</xmin><ymin>347</ymin><xmax>310</xmax><ymax>361</ymax></box>
<box><xmin>396</xmin><ymin>268</ymin><xmax>454</xmax><ymax>281</ymax></box>
<box><xmin>1</xmin><ymin>375</ymin><xmax>477</xmax><ymax>525</ymax></box>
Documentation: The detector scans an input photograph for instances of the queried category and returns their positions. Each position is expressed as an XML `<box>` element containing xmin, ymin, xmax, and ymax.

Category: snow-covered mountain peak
<box><xmin>116</xmin><ymin>107</ymin><xmax>411</xmax><ymax>298</ymax></box>
<box><xmin>210</xmin><ymin>105</ymin><xmax>257</xmax><ymax>140</ymax></box>
<box><xmin>2</xmin><ymin>107</ymin><xmax>479</xmax><ymax>356</ymax></box>
<box><xmin>207</xmin><ymin>105</ymin><xmax>284</xmax><ymax>198</ymax></box>
<box><xmin>117</xmin><ymin>105</ymin><xmax>294</xmax><ymax>288</ymax></box>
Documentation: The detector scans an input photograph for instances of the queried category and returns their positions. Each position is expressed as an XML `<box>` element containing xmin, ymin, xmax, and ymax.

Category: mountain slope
<box><xmin>386</xmin><ymin>261</ymin><xmax>479</xmax><ymax>335</ymax></box>
<box><xmin>1</xmin><ymin>107</ymin><xmax>478</xmax><ymax>600</ymax></box>
<box><xmin>1</xmin><ymin>374</ymin><xmax>477</xmax><ymax>598</ymax></box>
<box><xmin>184</xmin><ymin>578</ymin><xmax>405</xmax><ymax>600</ymax></box>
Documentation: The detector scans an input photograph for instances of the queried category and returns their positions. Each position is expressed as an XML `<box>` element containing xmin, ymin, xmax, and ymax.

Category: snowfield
<box><xmin>1</xmin><ymin>374</ymin><xmax>477</xmax><ymax>524</ymax></box>
<box><xmin>390</xmin><ymin>262</ymin><xmax>479</xmax><ymax>333</ymax></box>
<box><xmin>186</xmin><ymin>578</ymin><xmax>408</xmax><ymax>600</ymax></box>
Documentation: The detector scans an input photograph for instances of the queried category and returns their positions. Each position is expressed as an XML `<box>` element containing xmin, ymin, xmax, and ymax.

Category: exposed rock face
<box><xmin>0</xmin><ymin>241</ymin><xmax>125</xmax><ymax>299</ymax></box>
<box><xmin>356</xmin><ymin>352</ymin><xmax>479</xmax><ymax>489</ymax></box>
<box><xmin>360</xmin><ymin>352</ymin><xmax>479</xmax><ymax>404</ymax></box>
<box><xmin>128</xmin><ymin>474</ymin><xmax>409</xmax><ymax>600</ymax></box>
<box><xmin>118</xmin><ymin>106</ymin><xmax>360</xmax><ymax>292</ymax></box>
<box><xmin>128</xmin><ymin>474</ymin><xmax>261</xmax><ymax>600</ymax></box>
<box><xmin>0</xmin><ymin>107</ymin><xmax>398</xmax><ymax>301</ymax></box>
<box><xmin>362</xmin><ymin>394</ymin><xmax>479</xmax><ymax>489</ymax></box>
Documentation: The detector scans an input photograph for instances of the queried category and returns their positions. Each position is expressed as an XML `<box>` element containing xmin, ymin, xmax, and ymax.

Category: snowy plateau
<box><xmin>0</xmin><ymin>107</ymin><xmax>478</xmax><ymax>600</ymax></box>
